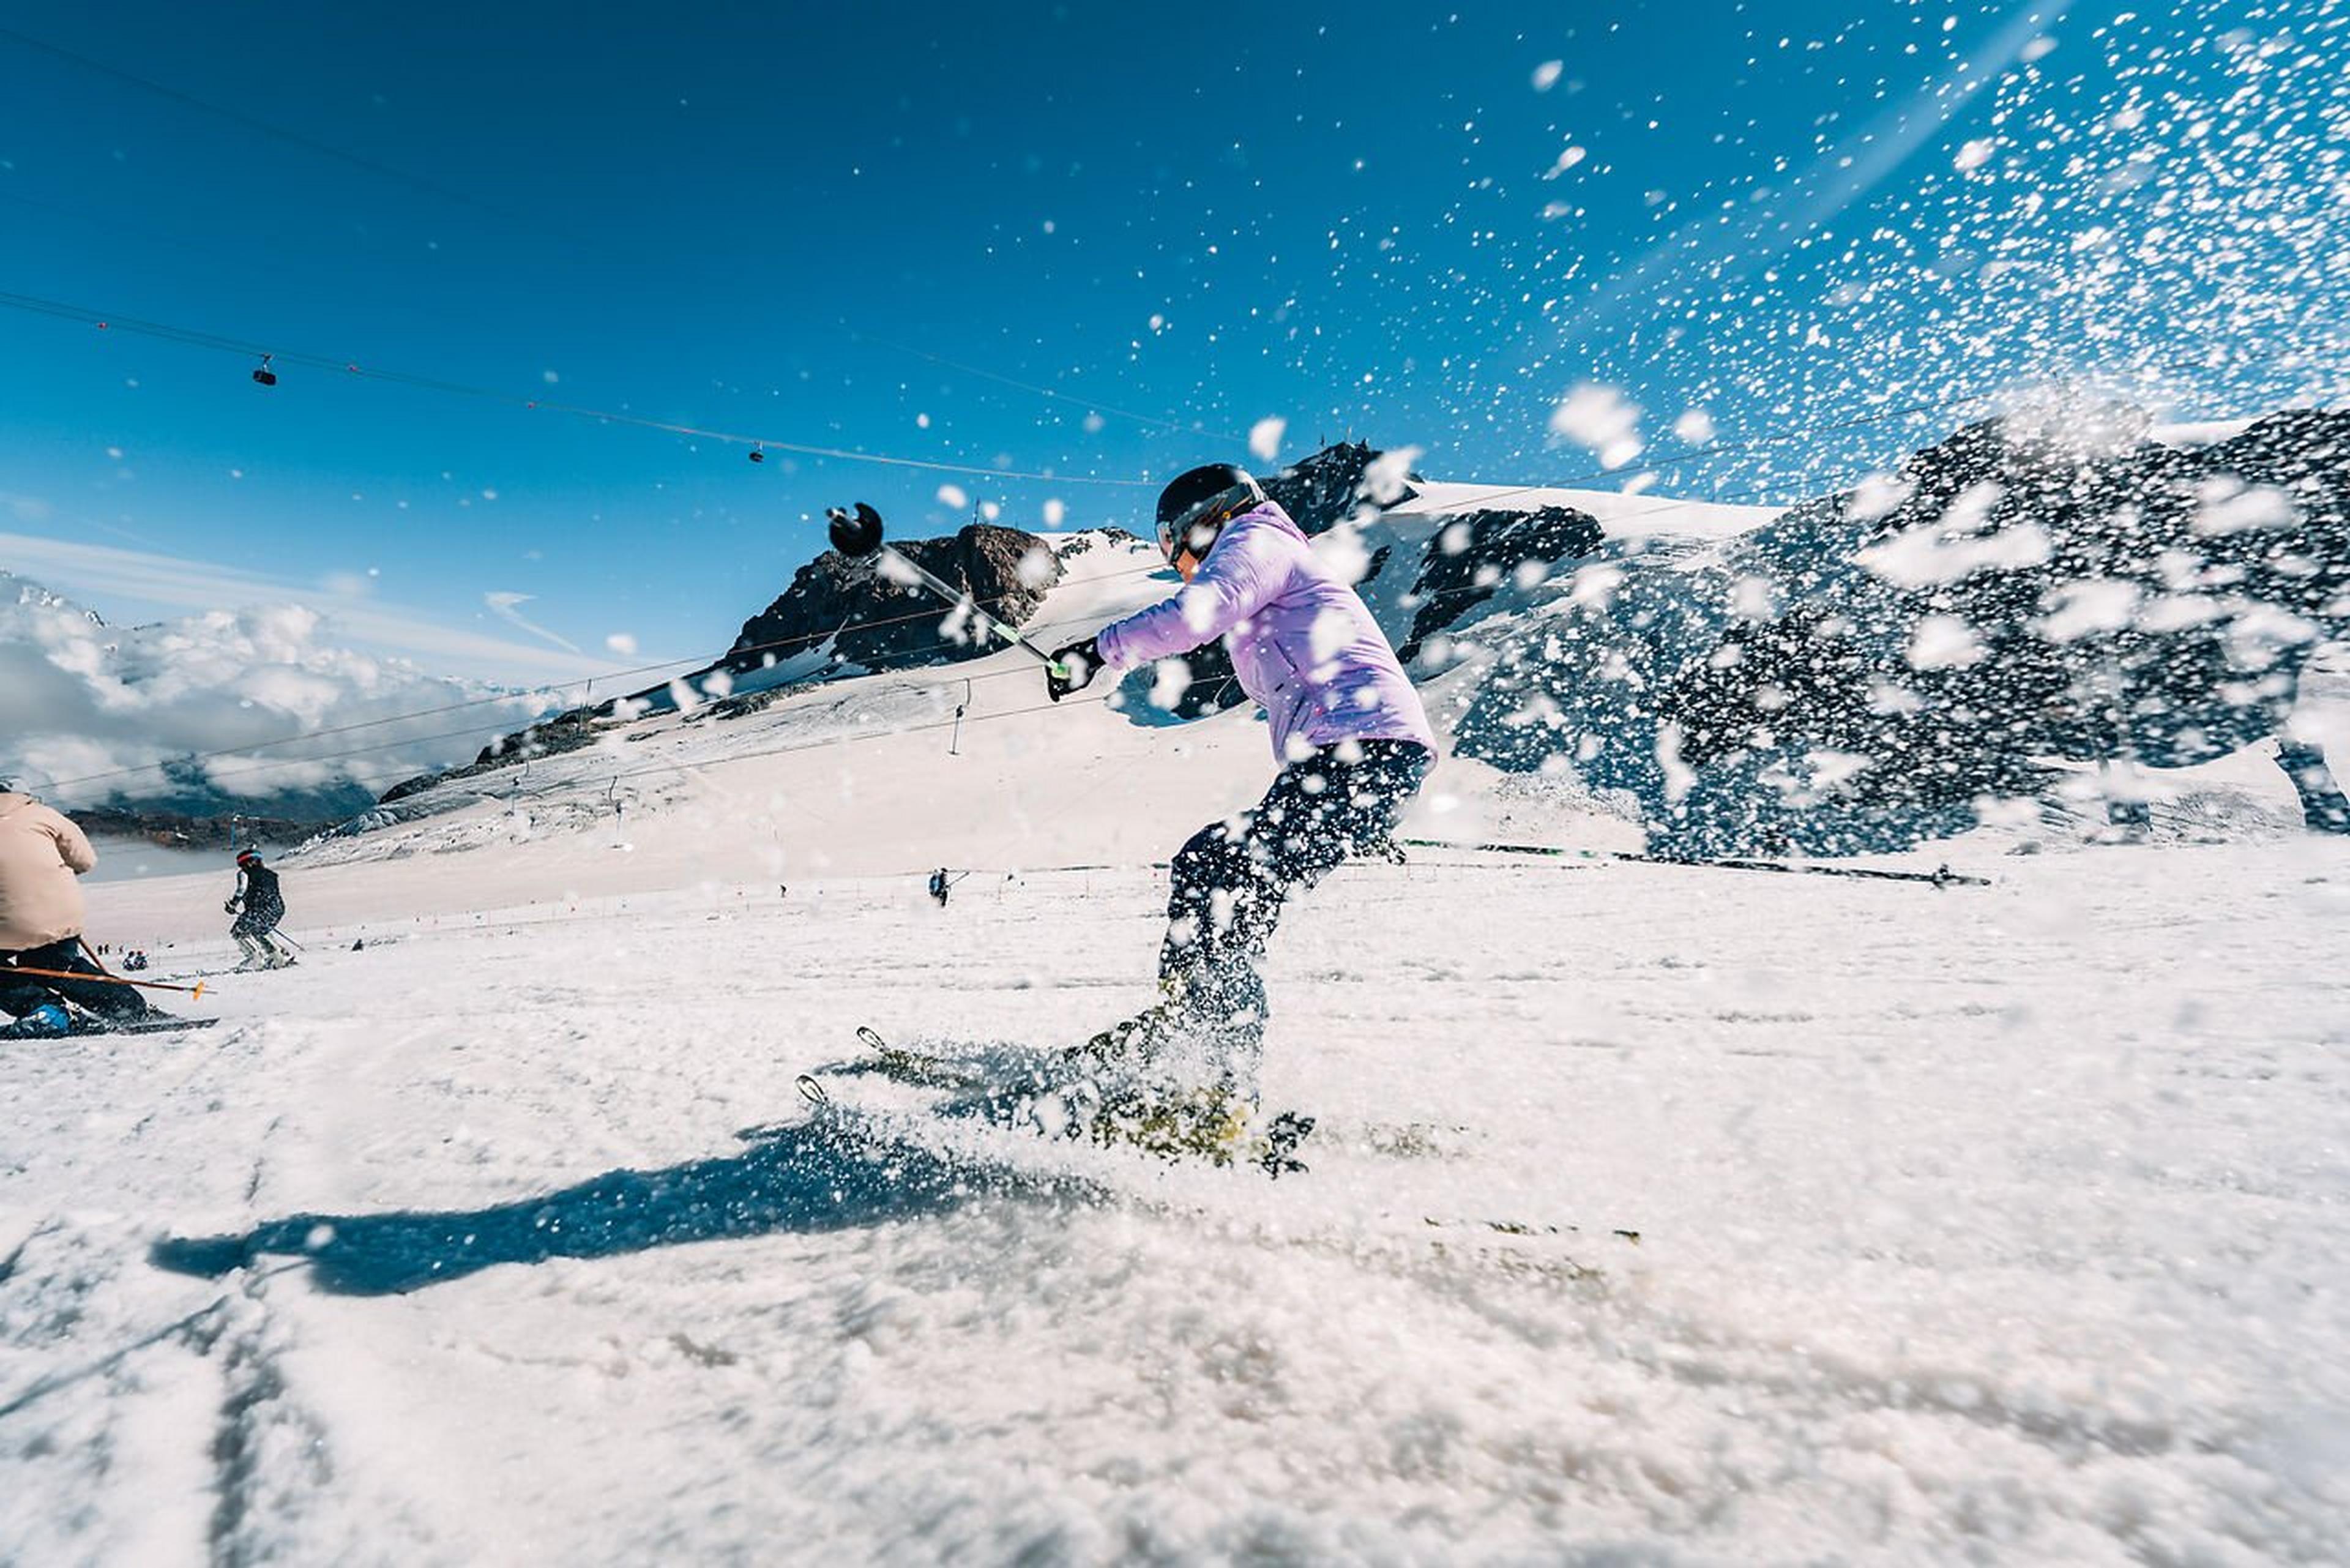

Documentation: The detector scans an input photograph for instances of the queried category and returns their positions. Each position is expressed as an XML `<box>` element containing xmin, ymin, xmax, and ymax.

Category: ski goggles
<box><xmin>1154</xmin><ymin>482</ymin><xmax>1263</xmax><ymax>567</ymax></box>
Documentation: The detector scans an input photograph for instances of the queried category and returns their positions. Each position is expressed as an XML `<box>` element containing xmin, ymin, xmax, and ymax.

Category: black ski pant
<box><xmin>1</xmin><ymin>938</ymin><xmax>149</xmax><ymax>1023</ymax></box>
<box><xmin>1159</xmin><ymin>739</ymin><xmax>1432</xmax><ymax>1041</ymax></box>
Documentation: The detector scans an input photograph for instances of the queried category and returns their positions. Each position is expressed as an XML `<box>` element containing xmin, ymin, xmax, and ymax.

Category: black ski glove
<box><xmin>1046</xmin><ymin>638</ymin><xmax>1103</xmax><ymax>702</ymax></box>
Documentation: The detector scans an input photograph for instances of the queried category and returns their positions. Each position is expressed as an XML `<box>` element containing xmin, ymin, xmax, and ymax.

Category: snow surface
<box><xmin>1389</xmin><ymin>479</ymin><xmax>1780</xmax><ymax>542</ymax></box>
<box><xmin>6</xmin><ymin>520</ymin><xmax>2350</xmax><ymax>1562</ymax></box>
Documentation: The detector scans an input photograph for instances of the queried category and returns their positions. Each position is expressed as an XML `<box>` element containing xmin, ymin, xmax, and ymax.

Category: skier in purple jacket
<box><xmin>1045</xmin><ymin>462</ymin><xmax>1436</xmax><ymax>1133</ymax></box>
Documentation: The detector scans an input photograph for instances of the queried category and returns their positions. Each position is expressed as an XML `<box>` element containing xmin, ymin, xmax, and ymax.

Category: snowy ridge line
<box><xmin>31</xmin><ymin>420</ymin><xmax>1957</xmax><ymax>805</ymax></box>
<box><xmin>481</xmin><ymin>691</ymin><xmax>1117</xmax><ymax>802</ymax></box>
<box><xmin>26</xmin><ymin>547</ymin><xmax>1151</xmax><ymax>797</ymax></box>
<box><xmin>29</xmin><ymin>455</ymin><xmax>1851</xmax><ymax>808</ymax></box>
<box><xmin>45</xmin><ymin>474</ymin><xmax>1786</xmax><ymax>805</ymax></box>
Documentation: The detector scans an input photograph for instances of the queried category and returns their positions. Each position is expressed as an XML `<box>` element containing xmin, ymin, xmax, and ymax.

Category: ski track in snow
<box><xmin>6</xmin><ymin>837</ymin><xmax>2349</xmax><ymax>1561</ymax></box>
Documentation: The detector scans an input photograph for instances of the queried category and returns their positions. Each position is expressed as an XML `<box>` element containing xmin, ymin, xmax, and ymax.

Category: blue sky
<box><xmin>2</xmin><ymin>0</ymin><xmax>2343</xmax><ymax>685</ymax></box>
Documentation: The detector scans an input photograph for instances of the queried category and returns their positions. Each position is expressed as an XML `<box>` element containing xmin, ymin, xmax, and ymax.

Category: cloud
<box><xmin>483</xmin><ymin>591</ymin><xmax>583</xmax><ymax>654</ymax></box>
<box><xmin>1</xmin><ymin>568</ymin><xmax>567</xmax><ymax>810</ymax></box>
<box><xmin>0</xmin><ymin>531</ymin><xmax>612</xmax><ymax>681</ymax></box>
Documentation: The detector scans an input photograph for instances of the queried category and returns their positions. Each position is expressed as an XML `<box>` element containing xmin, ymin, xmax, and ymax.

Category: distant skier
<box><xmin>928</xmin><ymin>868</ymin><xmax>958</xmax><ymax>907</ymax></box>
<box><xmin>0</xmin><ymin>790</ymin><xmax>152</xmax><ymax>1036</ymax></box>
<box><xmin>226</xmin><ymin>849</ymin><xmax>295</xmax><ymax>970</ymax></box>
<box><xmin>1044</xmin><ymin>462</ymin><xmax>1436</xmax><ymax>1149</ymax></box>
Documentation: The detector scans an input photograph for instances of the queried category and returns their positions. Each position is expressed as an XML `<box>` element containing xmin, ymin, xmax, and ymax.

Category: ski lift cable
<box><xmin>835</xmin><ymin>322</ymin><xmax>1251</xmax><ymax>444</ymax></box>
<box><xmin>0</xmin><ymin>24</ymin><xmax>1231</xmax><ymax>442</ymax></box>
<box><xmin>0</xmin><ymin>288</ymin><xmax>1157</xmax><ymax>488</ymax></box>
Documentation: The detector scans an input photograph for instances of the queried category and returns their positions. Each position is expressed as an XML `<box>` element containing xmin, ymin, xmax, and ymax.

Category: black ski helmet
<box><xmin>1154</xmin><ymin>463</ymin><xmax>1266</xmax><ymax>569</ymax></box>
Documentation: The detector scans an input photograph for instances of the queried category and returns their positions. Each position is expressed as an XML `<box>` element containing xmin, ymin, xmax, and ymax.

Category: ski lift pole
<box><xmin>826</xmin><ymin>504</ymin><xmax>1069</xmax><ymax>676</ymax></box>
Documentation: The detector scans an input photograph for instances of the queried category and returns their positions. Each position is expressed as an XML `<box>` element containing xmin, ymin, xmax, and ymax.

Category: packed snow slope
<box><xmin>5</xmin><ymin>485</ymin><xmax>2349</xmax><ymax>1562</ymax></box>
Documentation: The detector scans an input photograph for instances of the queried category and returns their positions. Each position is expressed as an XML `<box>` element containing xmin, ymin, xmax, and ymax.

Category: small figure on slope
<box><xmin>0</xmin><ymin>790</ymin><xmax>156</xmax><ymax>1037</ymax></box>
<box><xmin>1044</xmin><ymin>463</ymin><xmax>1436</xmax><ymax>1156</ymax></box>
<box><xmin>928</xmin><ymin>867</ymin><xmax>952</xmax><ymax>908</ymax></box>
<box><xmin>226</xmin><ymin>849</ymin><xmax>295</xmax><ymax>970</ymax></box>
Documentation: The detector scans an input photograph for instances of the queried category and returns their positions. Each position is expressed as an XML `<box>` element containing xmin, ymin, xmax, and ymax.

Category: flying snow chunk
<box><xmin>1543</xmin><ymin>145</ymin><xmax>1589</xmax><ymax>179</ymax></box>
<box><xmin>1360</xmin><ymin>446</ymin><xmax>1422</xmax><ymax>506</ymax></box>
<box><xmin>936</xmin><ymin>483</ymin><xmax>969</xmax><ymax>509</ymax></box>
<box><xmin>1042</xmin><ymin>498</ymin><xmax>1066</xmax><ymax>528</ymax></box>
<box><xmin>1532</xmin><ymin>60</ymin><xmax>1563</xmax><ymax>91</ymax></box>
<box><xmin>2039</xmin><ymin>579</ymin><xmax>2144</xmax><ymax>642</ymax></box>
<box><xmin>1672</xmin><ymin>409</ymin><xmax>1717</xmax><ymax>446</ymax></box>
<box><xmin>1955</xmin><ymin>138</ymin><xmax>2000</xmax><ymax>173</ymax></box>
<box><xmin>606</xmin><ymin>632</ymin><xmax>639</xmax><ymax>656</ymax></box>
<box><xmin>1655</xmin><ymin>723</ymin><xmax>1695</xmax><ymax>804</ymax></box>
<box><xmin>1549</xmin><ymin>384</ymin><xmax>1644</xmax><ymax>469</ymax></box>
<box><xmin>1148</xmin><ymin>658</ymin><xmax>1193</xmax><ymax>712</ymax></box>
<box><xmin>2192</xmin><ymin>481</ymin><xmax>2296</xmax><ymax>536</ymax></box>
<box><xmin>1249</xmin><ymin>417</ymin><xmax>1288</xmax><ymax>463</ymax></box>
<box><xmin>1316</xmin><ymin>606</ymin><xmax>1353</xmax><ymax>667</ymax></box>
<box><xmin>1909</xmin><ymin>614</ymin><xmax>1987</xmax><ymax>669</ymax></box>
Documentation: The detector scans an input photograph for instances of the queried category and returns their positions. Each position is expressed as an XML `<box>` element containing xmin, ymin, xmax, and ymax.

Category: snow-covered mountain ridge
<box><xmin>356</xmin><ymin>411</ymin><xmax>2349</xmax><ymax>881</ymax></box>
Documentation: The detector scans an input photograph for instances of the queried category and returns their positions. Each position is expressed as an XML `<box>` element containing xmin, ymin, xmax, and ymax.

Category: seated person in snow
<box><xmin>0</xmin><ymin>789</ymin><xmax>152</xmax><ymax>1037</ymax></box>
<box><xmin>1044</xmin><ymin>463</ymin><xmax>1436</xmax><ymax>1137</ymax></box>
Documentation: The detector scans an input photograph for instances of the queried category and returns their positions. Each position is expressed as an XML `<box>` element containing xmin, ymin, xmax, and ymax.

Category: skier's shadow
<box><xmin>150</xmin><ymin>1116</ymin><xmax>1061</xmax><ymax>1297</ymax></box>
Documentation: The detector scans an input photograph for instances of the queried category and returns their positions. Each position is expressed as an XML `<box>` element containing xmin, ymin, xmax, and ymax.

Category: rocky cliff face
<box><xmin>65</xmin><ymin>804</ymin><xmax>340</xmax><ymax>849</ymax></box>
<box><xmin>384</xmin><ymin>523</ymin><xmax>1072</xmax><ymax>801</ymax></box>
<box><xmin>1397</xmin><ymin>506</ymin><xmax>1606</xmax><ymax>660</ymax></box>
<box><xmin>722</xmin><ymin>522</ymin><xmax>1064</xmax><ymax>676</ymax></box>
<box><xmin>1454</xmin><ymin>406</ymin><xmax>2350</xmax><ymax>852</ymax></box>
<box><xmin>1265</xmin><ymin>441</ymin><xmax>1405</xmax><ymax>534</ymax></box>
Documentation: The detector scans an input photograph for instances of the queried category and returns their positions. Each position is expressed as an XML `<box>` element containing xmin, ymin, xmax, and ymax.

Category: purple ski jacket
<box><xmin>1095</xmin><ymin>501</ymin><xmax>1436</xmax><ymax>764</ymax></box>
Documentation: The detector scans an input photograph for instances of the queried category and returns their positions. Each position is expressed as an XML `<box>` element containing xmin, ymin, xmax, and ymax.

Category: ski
<box><xmin>852</xmin><ymin>1025</ymin><xmax>999</xmax><ymax>1090</ymax></box>
<box><xmin>1403</xmin><ymin>838</ymin><xmax>1991</xmax><ymax>888</ymax></box>
<box><xmin>835</xmin><ymin>1026</ymin><xmax>1315</xmax><ymax>1178</ymax></box>
<box><xmin>77</xmin><ymin>1014</ymin><xmax>220</xmax><ymax>1037</ymax></box>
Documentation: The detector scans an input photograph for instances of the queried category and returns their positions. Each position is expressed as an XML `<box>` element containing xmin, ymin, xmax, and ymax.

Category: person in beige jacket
<box><xmin>1</xmin><ymin>790</ymin><xmax>146</xmax><ymax>1034</ymax></box>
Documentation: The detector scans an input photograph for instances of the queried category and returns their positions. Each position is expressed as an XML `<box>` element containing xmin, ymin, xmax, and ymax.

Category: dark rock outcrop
<box><xmin>1265</xmin><ymin>441</ymin><xmax>1405</xmax><ymax>534</ymax></box>
<box><xmin>722</xmin><ymin>522</ymin><xmax>1062</xmax><ymax>676</ymax></box>
<box><xmin>1397</xmin><ymin>506</ymin><xmax>1605</xmax><ymax>660</ymax></box>
<box><xmin>67</xmin><ymin>804</ymin><xmax>343</xmax><ymax>848</ymax></box>
<box><xmin>1455</xmin><ymin>405</ymin><xmax>2350</xmax><ymax>852</ymax></box>
<box><xmin>382</xmin><ymin>523</ymin><xmax>1069</xmax><ymax>801</ymax></box>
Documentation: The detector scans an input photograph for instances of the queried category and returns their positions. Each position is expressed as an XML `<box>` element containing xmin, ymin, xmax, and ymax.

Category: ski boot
<box><xmin>0</xmin><ymin>1002</ymin><xmax>72</xmax><ymax>1040</ymax></box>
<box><xmin>1062</xmin><ymin>976</ymin><xmax>1193</xmax><ymax>1081</ymax></box>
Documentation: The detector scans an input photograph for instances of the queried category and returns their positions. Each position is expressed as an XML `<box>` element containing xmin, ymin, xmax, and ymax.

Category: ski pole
<box><xmin>825</xmin><ymin>503</ymin><xmax>1070</xmax><ymax>674</ymax></box>
<box><xmin>6</xmin><ymin>966</ymin><xmax>208</xmax><ymax>999</ymax></box>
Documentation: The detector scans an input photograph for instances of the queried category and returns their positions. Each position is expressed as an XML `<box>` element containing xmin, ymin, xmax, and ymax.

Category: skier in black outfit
<box><xmin>928</xmin><ymin>868</ymin><xmax>952</xmax><ymax>908</ymax></box>
<box><xmin>226</xmin><ymin>850</ymin><xmax>294</xmax><ymax>969</ymax></box>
